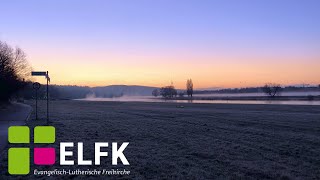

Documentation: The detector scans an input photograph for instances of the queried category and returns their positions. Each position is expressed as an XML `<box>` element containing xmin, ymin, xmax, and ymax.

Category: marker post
<box><xmin>31</xmin><ymin>71</ymin><xmax>50</xmax><ymax>123</ymax></box>
<box><xmin>32</xmin><ymin>82</ymin><xmax>41</xmax><ymax>120</ymax></box>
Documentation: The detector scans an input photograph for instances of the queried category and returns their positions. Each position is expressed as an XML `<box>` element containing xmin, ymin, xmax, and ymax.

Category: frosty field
<box><xmin>1</xmin><ymin>100</ymin><xmax>320</xmax><ymax>179</ymax></box>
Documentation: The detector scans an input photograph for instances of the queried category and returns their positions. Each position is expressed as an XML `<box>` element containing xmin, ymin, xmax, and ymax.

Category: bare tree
<box><xmin>0</xmin><ymin>40</ymin><xmax>31</xmax><ymax>101</ymax></box>
<box><xmin>160</xmin><ymin>85</ymin><xmax>177</xmax><ymax>98</ymax></box>
<box><xmin>186</xmin><ymin>79</ymin><xmax>193</xmax><ymax>97</ymax></box>
<box><xmin>152</xmin><ymin>89</ymin><xmax>160</xmax><ymax>97</ymax></box>
<box><xmin>262</xmin><ymin>83</ymin><xmax>282</xmax><ymax>97</ymax></box>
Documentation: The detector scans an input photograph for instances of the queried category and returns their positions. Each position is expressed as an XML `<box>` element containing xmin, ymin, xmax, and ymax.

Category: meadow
<box><xmin>0</xmin><ymin>100</ymin><xmax>319</xmax><ymax>179</ymax></box>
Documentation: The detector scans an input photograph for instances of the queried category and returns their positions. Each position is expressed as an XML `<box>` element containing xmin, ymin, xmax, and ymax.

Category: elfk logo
<box><xmin>7</xmin><ymin>125</ymin><xmax>129</xmax><ymax>176</ymax></box>
<box><xmin>8</xmin><ymin>126</ymin><xmax>56</xmax><ymax>175</ymax></box>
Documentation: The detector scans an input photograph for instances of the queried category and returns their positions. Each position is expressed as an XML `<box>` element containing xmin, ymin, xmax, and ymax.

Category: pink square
<box><xmin>34</xmin><ymin>148</ymin><xmax>56</xmax><ymax>165</ymax></box>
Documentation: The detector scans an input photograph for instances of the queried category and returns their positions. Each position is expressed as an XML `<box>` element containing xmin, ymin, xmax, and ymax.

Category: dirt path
<box><xmin>0</xmin><ymin>103</ymin><xmax>32</xmax><ymax>152</ymax></box>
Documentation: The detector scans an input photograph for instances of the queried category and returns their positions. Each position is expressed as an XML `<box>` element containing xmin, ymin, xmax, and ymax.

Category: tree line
<box><xmin>152</xmin><ymin>79</ymin><xmax>194</xmax><ymax>99</ymax></box>
<box><xmin>0</xmin><ymin>40</ymin><xmax>31</xmax><ymax>102</ymax></box>
<box><xmin>153</xmin><ymin>81</ymin><xmax>320</xmax><ymax>99</ymax></box>
<box><xmin>0</xmin><ymin>40</ymin><xmax>94</xmax><ymax>102</ymax></box>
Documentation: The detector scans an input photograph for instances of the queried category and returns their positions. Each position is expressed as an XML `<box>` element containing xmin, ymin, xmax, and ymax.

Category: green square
<box><xmin>8</xmin><ymin>126</ymin><xmax>30</xmax><ymax>143</ymax></box>
<box><xmin>34</xmin><ymin>126</ymin><xmax>55</xmax><ymax>143</ymax></box>
<box><xmin>8</xmin><ymin>148</ymin><xmax>30</xmax><ymax>175</ymax></box>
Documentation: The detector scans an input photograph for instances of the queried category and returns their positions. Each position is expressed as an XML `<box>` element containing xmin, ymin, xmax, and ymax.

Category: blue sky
<box><xmin>1</xmin><ymin>0</ymin><xmax>319</xmax><ymax>87</ymax></box>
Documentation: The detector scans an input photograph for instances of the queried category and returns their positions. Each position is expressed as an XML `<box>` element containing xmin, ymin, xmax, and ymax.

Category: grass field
<box><xmin>1</xmin><ymin>100</ymin><xmax>320</xmax><ymax>179</ymax></box>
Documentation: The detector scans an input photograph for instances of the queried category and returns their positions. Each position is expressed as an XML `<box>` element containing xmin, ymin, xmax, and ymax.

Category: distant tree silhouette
<box><xmin>160</xmin><ymin>85</ymin><xmax>177</xmax><ymax>98</ymax></box>
<box><xmin>0</xmin><ymin>41</ymin><xmax>31</xmax><ymax>102</ymax></box>
<box><xmin>152</xmin><ymin>89</ymin><xmax>160</xmax><ymax>97</ymax></box>
<box><xmin>186</xmin><ymin>79</ymin><xmax>193</xmax><ymax>97</ymax></box>
<box><xmin>262</xmin><ymin>83</ymin><xmax>282</xmax><ymax>97</ymax></box>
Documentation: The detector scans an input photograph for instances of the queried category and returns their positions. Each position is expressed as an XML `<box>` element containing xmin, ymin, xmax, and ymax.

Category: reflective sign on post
<box><xmin>31</xmin><ymin>71</ymin><xmax>47</xmax><ymax>76</ymax></box>
<box><xmin>31</xmin><ymin>71</ymin><xmax>50</xmax><ymax>124</ymax></box>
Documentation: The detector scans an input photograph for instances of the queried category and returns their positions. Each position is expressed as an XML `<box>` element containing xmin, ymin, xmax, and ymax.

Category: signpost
<box><xmin>31</xmin><ymin>71</ymin><xmax>50</xmax><ymax>123</ymax></box>
<box><xmin>32</xmin><ymin>82</ymin><xmax>41</xmax><ymax>120</ymax></box>
<box><xmin>31</xmin><ymin>71</ymin><xmax>47</xmax><ymax>76</ymax></box>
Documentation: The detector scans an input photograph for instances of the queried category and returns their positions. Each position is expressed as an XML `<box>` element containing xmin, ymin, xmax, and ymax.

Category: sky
<box><xmin>1</xmin><ymin>0</ymin><xmax>319</xmax><ymax>89</ymax></box>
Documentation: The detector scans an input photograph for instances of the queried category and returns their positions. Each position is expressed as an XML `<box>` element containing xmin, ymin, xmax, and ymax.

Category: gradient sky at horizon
<box><xmin>1</xmin><ymin>0</ymin><xmax>319</xmax><ymax>88</ymax></box>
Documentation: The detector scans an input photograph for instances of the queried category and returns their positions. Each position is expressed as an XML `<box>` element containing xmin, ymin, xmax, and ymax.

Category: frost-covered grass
<box><xmin>1</xmin><ymin>100</ymin><xmax>320</xmax><ymax>179</ymax></box>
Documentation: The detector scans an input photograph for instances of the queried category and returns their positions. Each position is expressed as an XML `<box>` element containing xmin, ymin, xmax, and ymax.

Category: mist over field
<box><xmin>92</xmin><ymin>85</ymin><xmax>156</xmax><ymax>97</ymax></box>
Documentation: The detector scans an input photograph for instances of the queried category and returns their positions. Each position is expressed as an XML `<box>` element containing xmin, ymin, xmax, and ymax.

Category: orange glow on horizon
<box><xmin>30</xmin><ymin>54</ymin><xmax>320</xmax><ymax>89</ymax></box>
